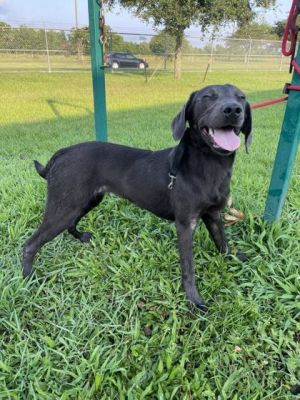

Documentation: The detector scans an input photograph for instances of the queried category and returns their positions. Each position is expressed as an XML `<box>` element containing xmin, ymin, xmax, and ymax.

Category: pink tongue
<box><xmin>213</xmin><ymin>129</ymin><xmax>241</xmax><ymax>151</ymax></box>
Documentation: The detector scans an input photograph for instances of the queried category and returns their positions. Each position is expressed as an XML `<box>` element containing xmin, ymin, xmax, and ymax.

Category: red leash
<box><xmin>282</xmin><ymin>0</ymin><xmax>300</xmax><ymax>73</ymax></box>
<box><xmin>282</xmin><ymin>0</ymin><xmax>299</xmax><ymax>57</ymax></box>
<box><xmin>251</xmin><ymin>97</ymin><xmax>288</xmax><ymax>110</ymax></box>
<box><xmin>251</xmin><ymin>85</ymin><xmax>300</xmax><ymax>109</ymax></box>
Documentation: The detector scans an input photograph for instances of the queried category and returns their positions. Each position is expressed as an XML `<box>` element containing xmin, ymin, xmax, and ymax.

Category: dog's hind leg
<box><xmin>22</xmin><ymin>196</ymin><xmax>94</xmax><ymax>278</ymax></box>
<box><xmin>68</xmin><ymin>193</ymin><xmax>104</xmax><ymax>243</ymax></box>
<box><xmin>23</xmin><ymin>219</ymin><xmax>67</xmax><ymax>278</ymax></box>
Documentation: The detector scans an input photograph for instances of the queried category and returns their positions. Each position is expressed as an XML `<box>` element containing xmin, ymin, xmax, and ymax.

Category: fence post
<box><xmin>209</xmin><ymin>40</ymin><xmax>214</xmax><ymax>72</ymax></box>
<box><xmin>246</xmin><ymin>39</ymin><xmax>252</xmax><ymax>71</ymax></box>
<box><xmin>88</xmin><ymin>0</ymin><xmax>108</xmax><ymax>141</ymax></box>
<box><xmin>109</xmin><ymin>31</ymin><xmax>113</xmax><ymax>53</ymax></box>
<box><xmin>164</xmin><ymin>35</ymin><xmax>167</xmax><ymax>71</ymax></box>
<box><xmin>279</xmin><ymin>54</ymin><xmax>283</xmax><ymax>71</ymax></box>
<box><xmin>44</xmin><ymin>27</ymin><xmax>51</xmax><ymax>73</ymax></box>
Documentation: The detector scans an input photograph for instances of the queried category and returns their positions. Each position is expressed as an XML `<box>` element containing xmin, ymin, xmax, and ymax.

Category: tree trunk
<box><xmin>174</xmin><ymin>31</ymin><xmax>183</xmax><ymax>80</ymax></box>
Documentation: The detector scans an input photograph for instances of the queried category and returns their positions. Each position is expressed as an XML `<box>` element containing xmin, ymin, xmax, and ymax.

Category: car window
<box><xmin>125</xmin><ymin>54</ymin><xmax>136</xmax><ymax>59</ymax></box>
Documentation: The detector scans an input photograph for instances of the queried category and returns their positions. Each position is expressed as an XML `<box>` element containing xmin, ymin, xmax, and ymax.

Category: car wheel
<box><xmin>138</xmin><ymin>62</ymin><xmax>145</xmax><ymax>69</ymax></box>
<box><xmin>112</xmin><ymin>62</ymin><xmax>119</xmax><ymax>69</ymax></box>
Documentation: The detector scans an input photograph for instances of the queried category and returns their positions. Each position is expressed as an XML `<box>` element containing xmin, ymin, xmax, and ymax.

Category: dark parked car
<box><xmin>107</xmin><ymin>52</ymin><xmax>148</xmax><ymax>69</ymax></box>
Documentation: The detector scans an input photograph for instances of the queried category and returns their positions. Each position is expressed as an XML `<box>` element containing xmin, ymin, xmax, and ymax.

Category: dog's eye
<box><xmin>203</xmin><ymin>94</ymin><xmax>218</xmax><ymax>99</ymax></box>
<box><xmin>238</xmin><ymin>95</ymin><xmax>246</xmax><ymax>100</ymax></box>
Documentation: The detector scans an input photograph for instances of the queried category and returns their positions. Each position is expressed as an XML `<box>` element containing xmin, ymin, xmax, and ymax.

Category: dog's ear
<box><xmin>171</xmin><ymin>92</ymin><xmax>196</xmax><ymax>140</ymax></box>
<box><xmin>171</xmin><ymin>103</ymin><xmax>187</xmax><ymax>141</ymax></box>
<box><xmin>241</xmin><ymin>102</ymin><xmax>252</xmax><ymax>154</ymax></box>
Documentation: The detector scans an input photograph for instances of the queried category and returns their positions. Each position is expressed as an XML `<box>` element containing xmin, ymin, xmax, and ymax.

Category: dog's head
<box><xmin>171</xmin><ymin>84</ymin><xmax>252</xmax><ymax>154</ymax></box>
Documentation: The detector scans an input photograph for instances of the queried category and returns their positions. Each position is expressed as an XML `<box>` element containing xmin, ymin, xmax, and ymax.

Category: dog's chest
<box><xmin>205</xmin><ymin>179</ymin><xmax>229</xmax><ymax>210</ymax></box>
<box><xmin>187</xmin><ymin>165</ymin><xmax>231</xmax><ymax>212</ymax></box>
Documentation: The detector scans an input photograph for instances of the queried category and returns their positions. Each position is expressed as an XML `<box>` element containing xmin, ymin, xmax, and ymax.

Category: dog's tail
<box><xmin>34</xmin><ymin>160</ymin><xmax>47</xmax><ymax>179</ymax></box>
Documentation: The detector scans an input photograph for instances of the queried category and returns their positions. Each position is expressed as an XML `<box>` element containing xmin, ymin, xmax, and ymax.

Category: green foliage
<box><xmin>0</xmin><ymin>71</ymin><xmax>299</xmax><ymax>398</ymax></box>
<box><xmin>0</xmin><ymin>23</ymin><xmax>68</xmax><ymax>51</ymax></box>
<box><xmin>225</xmin><ymin>22</ymin><xmax>281</xmax><ymax>57</ymax></box>
<box><xmin>109</xmin><ymin>32</ymin><xmax>149</xmax><ymax>55</ymax></box>
<box><xmin>231</xmin><ymin>22</ymin><xmax>279</xmax><ymax>40</ymax></box>
<box><xmin>0</xmin><ymin>21</ymin><xmax>150</xmax><ymax>57</ymax></box>
<box><xmin>68</xmin><ymin>26</ymin><xmax>90</xmax><ymax>55</ymax></box>
<box><xmin>115</xmin><ymin>0</ymin><xmax>276</xmax><ymax>34</ymax></box>
<box><xmin>113</xmin><ymin>0</ymin><xmax>276</xmax><ymax>78</ymax></box>
<box><xmin>0</xmin><ymin>21</ymin><xmax>10</xmax><ymax>28</ymax></box>
<box><xmin>273</xmin><ymin>20</ymin><xmax>286</xmax><ymax>39</ymax></box>
<box><xmin>149</xmin><ymin>31</ymin><xmax>192</xmax><ymax>54</ymax></box>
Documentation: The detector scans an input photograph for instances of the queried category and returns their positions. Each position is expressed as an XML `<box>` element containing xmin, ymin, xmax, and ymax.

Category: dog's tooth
<box><xmin>209</xmin><ymin>128</ymin><xmax>214</xmax><ymax>136</ymax></box>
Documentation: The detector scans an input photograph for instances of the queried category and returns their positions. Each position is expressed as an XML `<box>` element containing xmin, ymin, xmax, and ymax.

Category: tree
<box><xmin>110</xmin><ymin>0</ymin><xmax>276</xmax><ymax>79</ymax></box>
<box><xmin>228</xmin><ymin>21</ymin><xmax>283</xmax><ymax>59</ymax></box>
<box><xmin>231</xmin><ymin>22</ymin><xmax>278</xmax><ymax>40</ymax></box>
<box><xmin>0</xmin><ymin>22</ymin><xmax>68</xmax><ymax>51</ymax></box>
<box><xmin>67</xmin><ymin>25</ymin><xmax>149</xmax><ymax>58</ymax></box>
<box><xmin>109</xmin><ymin>32</ymin><xmax>149</xmax><ymax>54</ymax></box>
<box><xmin>68</xmin><ymin>27</ymin><xmax>90</xmax><ymax>57</ymax></box>
<box><xmin>149</xmin><ymin>31</ymin><xmax>192</xmax><ymax>55</ymax></box>
<box><xmin>273</xmin><ymin>20</ymin><xmax>286</xmax><ymax>38</ymax></box>
<box><xmin>0</xmin><ymin>21</ymin><xmax>10</xmax><ymax>29</ymax></box>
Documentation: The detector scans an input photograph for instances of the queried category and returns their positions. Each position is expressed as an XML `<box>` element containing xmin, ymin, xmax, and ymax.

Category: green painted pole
<box><xmin>264</xmin><ymin>45</ymin><xmax>300</xmax><ymax>222</ymax></box>
<box><xmin>88</xmin><ymin>0</ymin><xmax>107</xmax><ymax>141</ymax></box>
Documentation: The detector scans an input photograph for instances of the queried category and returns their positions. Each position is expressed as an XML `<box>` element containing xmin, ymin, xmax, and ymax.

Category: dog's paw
<box><xmin>195</xmin><ymin>301</ymin><xmax>208</xmax><ymax>313</ymax></box>
<box><xmin>236</xmin><ymin>251</ymin><xmax>248</xmax><ymax>262</ymax></box>
<box><xmin>23</xmin><ymin>269</ymin><xmax>33</xmax><ymax>279</ymax></box>
<box><xmin>290</xmin><ymin>384</ymin><xmax>300</xmax><ymax>395</ymax></box>
<box><xmin>80</xmin><ymin>232</ymin><xmax>93</xmax><ymax>243</ymax></box>
<box><xmin>189</xmin><ymin>299</ymin><xmax>208</xmax><ymax>314</ymax></box>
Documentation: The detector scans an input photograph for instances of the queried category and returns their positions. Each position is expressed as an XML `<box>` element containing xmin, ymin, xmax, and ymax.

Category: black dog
<box><xmin>22</xmin><ymin>84</ymin><xmax>252</xmax><ymax>311</ymax></box>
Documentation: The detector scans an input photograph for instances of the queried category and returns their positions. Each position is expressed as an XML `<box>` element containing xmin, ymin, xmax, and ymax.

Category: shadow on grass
<box><xmin>0</xmin><ymin>87</ymin><xmax>289</xmax><ymax>160</ymax></box>
<box><xmin>46</xmin><ymin>98</ymin><xmax>93</xmax><ymax>119</ymax></box>
<box><xmin>0</xmin><ymin>101</ymin><xmax>180</xmax><ymax>160</ymax></box>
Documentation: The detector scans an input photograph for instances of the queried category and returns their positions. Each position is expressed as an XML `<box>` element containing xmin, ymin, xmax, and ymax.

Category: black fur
<box><xmin>34</xmin><ymin>160</ymin><xmax>46</xmax><ymax>179</ymax></box>
<box><xmin>23</xmin><ymin>84</ymin><xmax>252</xmax><ymax>312</ymax></box>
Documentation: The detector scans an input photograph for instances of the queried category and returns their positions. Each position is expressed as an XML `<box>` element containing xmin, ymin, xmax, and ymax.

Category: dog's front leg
<box><xmin>202</xmin><ymin>211</ymin><xmax>247</xmax><ymax>261</ymax></box>
<box><xmin>175</xmin><ymin>219</ymin><xmax>207</xmax><ymax>312</ymax></box>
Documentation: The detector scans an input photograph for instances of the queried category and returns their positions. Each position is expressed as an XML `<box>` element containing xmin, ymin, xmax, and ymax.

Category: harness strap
<box><xmin>168</xmin><ymin>136</ymin><xmax>187</xmax><ymax>190</ymax></box>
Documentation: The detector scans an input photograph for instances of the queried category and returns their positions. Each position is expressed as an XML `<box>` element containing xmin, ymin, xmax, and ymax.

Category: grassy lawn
<box><xmin>0</xmin><ymin>70</ymin><xmax>299</xmax><ymax>399</ymax></box>
<box><xmin>0</xmin><ymin>52</ymin><xmax>290</xmax><ymax>73</ymax></box>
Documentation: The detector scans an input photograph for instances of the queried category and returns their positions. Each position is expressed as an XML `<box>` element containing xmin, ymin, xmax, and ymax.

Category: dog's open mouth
<box><xmin>203</xmin><ymin>127</ymin><xmax>241</xmax><ymax>152</ymax></box>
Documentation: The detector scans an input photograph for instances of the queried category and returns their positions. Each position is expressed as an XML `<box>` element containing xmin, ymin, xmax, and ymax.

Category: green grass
<box><xmin>0</xmin><ymin>71</ymin><xmax>299</xmax><ymax>399</ymax></box>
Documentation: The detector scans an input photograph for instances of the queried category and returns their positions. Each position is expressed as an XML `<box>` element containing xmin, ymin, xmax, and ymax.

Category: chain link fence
<box><xmin>0</xmin><ymin>26</ymin><xmax>290</xmax><ymax>73</ymax></box>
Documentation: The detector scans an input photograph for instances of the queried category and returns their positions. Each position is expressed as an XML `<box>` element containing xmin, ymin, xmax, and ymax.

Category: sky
<box><xmin>0</xmin><ymin>0</ymin><xmax>292</xmax><ymax>34</ymax></box>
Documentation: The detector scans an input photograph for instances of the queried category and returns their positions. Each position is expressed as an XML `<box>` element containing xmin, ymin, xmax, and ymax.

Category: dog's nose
<box><xmin>223</xmin><ymin>103</ymin><xmax>242</xmax><ymax>117</ymax></box>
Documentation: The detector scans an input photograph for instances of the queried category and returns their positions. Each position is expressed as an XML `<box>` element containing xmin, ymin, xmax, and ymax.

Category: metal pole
<box><xmin>279</xmin><ymin>54</ymin><xmax>283</xmax><ymax>71</ymax></box>
<box><xmin>44</xmin><ymin>27</ymin><xmax>51</xmax><ymax>73</ymax></box>
<box><xmin>209</xmin><ymin>39</ymin><xmax>214</xmax><ymax>72</ymax></box>
<box><xmin>109</xmin><ymin>31</ymin><xmax>112</xmax><ymax>53</ymax></box>
<box><xmin>263</xmin><ymin>44</ymin><xmax>300</xmax><ymax>222</ymax></box>
<box><xmin>88</xmin><ymin>0</ymin><xmax>108</xmax><ymax>141</ymax></box>
<box><xmin>246</xmin><ymin>39</ymin><xmax>252</xmax><ymax>71</ymax></box>
<box><xmin>74</xmin><ymin>0</ymin><xmax>79</xmax><ymax>29</ymax></box>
